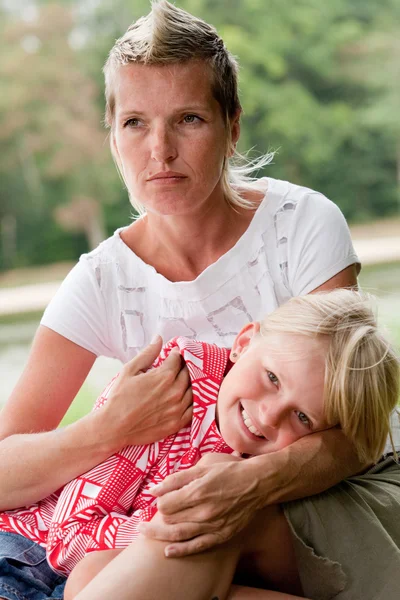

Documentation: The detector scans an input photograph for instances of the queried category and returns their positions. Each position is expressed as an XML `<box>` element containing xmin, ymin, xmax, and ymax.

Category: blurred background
<box><xmin>1</xmin><ymin>0</ymin><xmax>399</xmax><ymax>423</ymax></box>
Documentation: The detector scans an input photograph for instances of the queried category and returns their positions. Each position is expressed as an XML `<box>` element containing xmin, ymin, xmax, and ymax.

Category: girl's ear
<box><xmin>230</xmin><ymin>322</ymin><xmax>260</xmax><ymax>362</ymax></box>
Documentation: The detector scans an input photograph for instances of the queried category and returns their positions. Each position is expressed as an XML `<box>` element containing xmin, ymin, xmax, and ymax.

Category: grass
<box><xmin>359</xmin><ymin>261</ymin><xmax>400</xmax><ymax>295</ymax></box>
<box><xmin>60</xmin><ymin>384</ymin><xmax>98</xmax><ymax>427</ymax></box>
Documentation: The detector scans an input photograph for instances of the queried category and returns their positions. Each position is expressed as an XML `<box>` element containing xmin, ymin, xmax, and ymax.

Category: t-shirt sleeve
<box><xmin>285</xmin><ymin>191</ymin><xmax>360</xmax><ymax>296</ymax></box>
<box><xmin>40</xmin><ymin>257</ymin><xmax>112</xmax><ymax>358</ymax></box>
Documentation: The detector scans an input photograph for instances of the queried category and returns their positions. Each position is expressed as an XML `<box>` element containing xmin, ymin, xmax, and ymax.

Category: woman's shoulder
<box><xmin>243</xmin><ymin>177</ymin><xmax>340</xmax><ymax>240</ymax></box>
<box><xmin>262</xmin><ymin>177</ymin><xmax>337</xmax><ymax>213</ymax></box>
<box><xmin>80</xmin><ymin>227</ymin><xmax>133</xmax><ymax>267</ymax></box>
<box><xmin>77</xmin><ymin>227</ymin><xmax>147</xmax><ymax>279</ymax></box>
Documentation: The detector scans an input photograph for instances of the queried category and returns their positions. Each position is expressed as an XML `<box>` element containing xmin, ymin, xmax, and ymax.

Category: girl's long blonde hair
<box><xmin>260</xmin><ymin>289</ymin><xmax>400</xmax><ymax>464</ymax></box>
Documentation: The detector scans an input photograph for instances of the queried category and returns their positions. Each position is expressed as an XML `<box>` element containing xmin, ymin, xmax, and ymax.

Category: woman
<box><xmin>0</xmin><ymin>2</ymin><xmax>397</xmax><ymax>599</ymax></box>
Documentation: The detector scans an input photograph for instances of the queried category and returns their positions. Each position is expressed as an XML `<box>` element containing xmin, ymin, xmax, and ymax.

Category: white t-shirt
<box><xmin>42</xmin><ymin>178</ymin><xmax>359</xmax><ymax>361</ymax></box>
<box><xmin>42</xmin><ymin>177</ymin><xmax>400</xmax><ymax>454</ymax></box>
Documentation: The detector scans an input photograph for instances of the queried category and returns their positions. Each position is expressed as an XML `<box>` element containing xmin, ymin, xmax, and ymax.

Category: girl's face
<box><xmin>216</xmin><ymin>325</ymin><xmax>331</xmax><ymax>456</ymax></box>
<box><xmin>111</xmin><ymin>60</ymin><xmax>239</xmax><ymax>217</ymax></box>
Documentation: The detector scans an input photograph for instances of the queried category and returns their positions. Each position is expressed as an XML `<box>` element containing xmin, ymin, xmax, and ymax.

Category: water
<box><xmin>0</xmin><ymin>316</ymin><xmax>121</xmax><ymax>409</ymax></box>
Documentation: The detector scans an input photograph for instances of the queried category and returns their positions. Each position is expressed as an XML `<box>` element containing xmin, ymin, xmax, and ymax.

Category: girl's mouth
<box><xmin>240</xmin><ymin>403</ymin><xmax>265</xmax><ymax>439</ymax></box>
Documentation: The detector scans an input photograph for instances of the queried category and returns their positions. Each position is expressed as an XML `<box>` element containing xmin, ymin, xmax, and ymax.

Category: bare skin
<box><xmin>64</xmin><ymin>504</ymin><xmax>307</xmax><ymax>600</ymax></box>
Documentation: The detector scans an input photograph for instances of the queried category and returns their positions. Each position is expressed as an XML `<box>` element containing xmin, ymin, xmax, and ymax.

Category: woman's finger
<box><xmin>163</xmin><ymin>533</ymin><xmax>225</xmax><ymax>557</ymax></box>
<box><xmin>151</xmin><ymin>453</ymin><xmax>240</xmax><ymax>501</ymax></box>
<box><xmin>150</xmin><ymin>466</ymin><xmax>203</xmax><ymax>500</ymax></box>
<box><xmin>175</xmin><ymin>359</ymin><xmax>191</xmax><ymax>389</ymax></box>
<box><xmin>138</xmin><ymin>519</ymin><xmax>211</xmax><ymax>543</ymax></box>
<box><xmin>158</xmin><ymin>348</ymin><xmax>185</xmax><ymax>378</ymax></box>
<box><xmin>125</xmin><ymin>335</ymin><xmax>163</xmax><ymax>375</ymax></box>
<box><xmin>179</xmin><ymin>390</ymin><xmax>193</xmax><ymax>427</ymax></box>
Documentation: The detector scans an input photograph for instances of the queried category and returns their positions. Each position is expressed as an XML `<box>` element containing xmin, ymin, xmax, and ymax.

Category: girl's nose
<box><xmin>258</xmin><ymin>401</ymin><xmax>282</xmax><ymax>430</ymax></box>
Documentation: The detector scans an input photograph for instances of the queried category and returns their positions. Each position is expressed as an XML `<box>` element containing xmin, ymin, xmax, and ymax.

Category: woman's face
<box><xmin>216</xmin><ymin>326</ymin><xmax>331</xmax><ymax>456</ymax></box>
<box><xmin>111</xmin><ymin>60</ymin><xmax>239</xmax><ymax>216</ymax></box>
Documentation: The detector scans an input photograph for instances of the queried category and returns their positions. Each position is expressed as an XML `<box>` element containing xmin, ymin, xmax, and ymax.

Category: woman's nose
<box><xmin>150</xmin><ymin>125</ymin><xmax>177</xmax><ymax>163</ymax></box>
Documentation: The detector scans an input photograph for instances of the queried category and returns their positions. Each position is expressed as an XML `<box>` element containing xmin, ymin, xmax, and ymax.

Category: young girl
<box><xmin>51</xmin><ymin>289</ymin><xmax>399</xmax><ymax>599</ymax></box>
<box><xmin>1</xmin><ymin>289</ymin><xmax>398</xmax><ymax>600</ymax></box>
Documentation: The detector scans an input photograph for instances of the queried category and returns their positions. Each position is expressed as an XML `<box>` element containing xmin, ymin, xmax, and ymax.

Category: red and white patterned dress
<box><xmin>0</xmin><ymin>338</ymin><xmax>232</xmax><ymax>575</ymax></box>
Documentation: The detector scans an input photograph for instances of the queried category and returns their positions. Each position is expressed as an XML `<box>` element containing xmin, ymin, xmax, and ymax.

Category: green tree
<box><xmin>0</xmin><ymin>3</ymin><xmax>120</xmax><ymax>269</ymax></box>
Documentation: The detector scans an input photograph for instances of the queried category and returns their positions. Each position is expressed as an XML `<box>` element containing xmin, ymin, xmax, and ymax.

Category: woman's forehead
<box><xmin>113</xmin><ymin>60</ymin><xmax>215</xmax><ymax>104</ymax></box>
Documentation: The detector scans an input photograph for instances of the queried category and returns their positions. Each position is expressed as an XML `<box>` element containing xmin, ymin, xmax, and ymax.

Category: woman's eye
<box><xmin>267</xmin><ymin>371</ymin><xmax>279</xmax><ymax>386</ymax></box>
<box><xmin>124</xmin><ymin>118</ymin><xmax>141</xmax><ymax>128</ymax></box>
<box><xmin>296</xmin><ymin>411</ymin><xmax>311</xmax><ymax>428</ymax></box>
<box><xmin>183</xmin><ymin>114</ymin><xmax>200</xmax><ymax>124</ymax></box>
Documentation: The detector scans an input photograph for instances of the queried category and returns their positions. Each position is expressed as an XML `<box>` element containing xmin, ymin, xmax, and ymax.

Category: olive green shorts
<box><xmin>283</xmin><ymin>457</ymin><xmax>400</xmax><ymax>600</ymax></box>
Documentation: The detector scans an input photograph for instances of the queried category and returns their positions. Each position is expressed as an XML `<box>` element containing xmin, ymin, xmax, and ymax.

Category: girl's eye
<box><xmin>296</xmin><ymin>411</ymin><xmax>311</xmax><ymax>428</ymax></box>
<box><xmin>267</xmin><ymin>371</ymin><xmax>279</xmax><ymax>386</ymax></box>
<box><xmin>183</xmin><ymin>114</ymin><xmax>200</xmax><ymax>124</ymax></box>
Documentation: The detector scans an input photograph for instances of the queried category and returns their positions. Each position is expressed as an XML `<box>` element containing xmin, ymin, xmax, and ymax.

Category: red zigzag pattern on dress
<box><xmin>0</xmin><ymin>337</ymin><xmax>232</xmax><ymax>575</ymax></box>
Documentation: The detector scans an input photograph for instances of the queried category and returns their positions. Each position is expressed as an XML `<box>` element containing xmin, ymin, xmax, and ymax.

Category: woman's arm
<box><xmin>140</xmin><ymin>428</ymin><xmax>366</xmax><ymax>557</ymax></box>
<box><xmin>0</xmin><ymin>329</ymin><xmax>192</xmax><ymax>510</ymax></box>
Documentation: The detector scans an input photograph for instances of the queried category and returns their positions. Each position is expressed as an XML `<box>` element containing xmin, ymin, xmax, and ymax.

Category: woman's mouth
<box><xmin>240</xmin><ymin>405</ymin><xmax>265</xmax><ymax>438</ymax></box>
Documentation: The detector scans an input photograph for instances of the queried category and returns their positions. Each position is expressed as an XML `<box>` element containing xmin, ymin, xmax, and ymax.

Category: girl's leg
<box><xmin>236</xmin><ymin>504</ymin><xmax>303</xmax><ymax>596</ymax></box>
<box><xmin>71</xmin><ymin>504</ymin><xmax>305</xmax><ymax>600</ymax></box>
<box><xmin>228</xmin><ymin>586</ymin><xmax>305</xmax><ymax>600</ymax></box>
<box><xmin>64</xmin><ymin>549</ymin><xmax>122</xmax><ymax>600</ymax></box>
<box><xmin>73</xmin><ymin>533</ymin><xmax>241</xmax><ymax>600</ymax></box>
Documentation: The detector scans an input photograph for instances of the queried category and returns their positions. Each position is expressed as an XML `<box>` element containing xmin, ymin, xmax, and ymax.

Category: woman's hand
<box><xmin>138</xmin><ymin>453</ymin><xmax>264</xmax><ymax>557</ymax></box>
<box><xmin>102</xmin><ymin>336</ymin><xmax>193</xmax><ymax>447</ymax></box>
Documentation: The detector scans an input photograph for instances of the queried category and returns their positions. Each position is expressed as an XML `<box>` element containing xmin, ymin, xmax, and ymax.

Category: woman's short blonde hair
<box><xmin>260</xmin><ymin>289</ymin><xmax>400</xmax><ymax>464</ymax></box>
<box><xmin>103</xmin><ymin>0</ymin><xmax>272</xmax><ymax>214</ymax></box>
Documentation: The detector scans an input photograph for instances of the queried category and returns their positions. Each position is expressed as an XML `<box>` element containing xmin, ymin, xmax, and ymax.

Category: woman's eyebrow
<box><xmin>118</xmin><ymin>110</ymin><xmax>146</xmax><ymax>119</ymax></box>
<box><xmin>118</xmin><ymin>105</ymin><xmax>214</xmax><ymax>118</ymax></box>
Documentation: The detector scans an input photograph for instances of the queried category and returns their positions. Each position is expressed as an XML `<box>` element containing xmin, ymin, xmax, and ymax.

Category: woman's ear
<box><xmin>228</xmin><ymin>109</ymin><xmax>241</xmax><ymax>157</ymax></box>
<box><xmin>230</xmin><ymin>322</ymin><xmax>260</xmax><ymax>362</ymax></box>
<box><xmin>110</xmin><ymin>130</ymin><xmax>121</xmax><ymax>165</ymax></box>
<box><xmin>110</xmin><ymin>130</ymin><xmax>127</xmax><ymax>186</ymax></box>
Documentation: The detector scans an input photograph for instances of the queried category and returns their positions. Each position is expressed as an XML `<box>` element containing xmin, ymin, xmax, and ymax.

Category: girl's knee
<box><xmin>64</xmin><ymin>549</ymin><xmax>122</xmax><ymax>600</ymax></box>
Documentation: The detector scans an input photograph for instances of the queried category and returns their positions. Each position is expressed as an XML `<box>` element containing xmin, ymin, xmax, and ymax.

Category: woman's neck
<box><xmin>121</xmin><ymin>195</ymin><xmax>261</xmax><ymax>282</ymax></box>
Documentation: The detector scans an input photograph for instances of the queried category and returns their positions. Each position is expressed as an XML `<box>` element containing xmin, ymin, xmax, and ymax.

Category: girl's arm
<box><xmin>0</xmin><ymin>329</ymin><xmax>191</xmax><ymax>510</ymax></box>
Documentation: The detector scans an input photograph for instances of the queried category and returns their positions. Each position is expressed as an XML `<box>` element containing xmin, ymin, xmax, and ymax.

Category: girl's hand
<box><xmin>138</xmin><ymin>453</ymin><xmax>264</xmax><ymax>557</ymax></box>
<box><xmin>102</xmin><ymin>336</ymin><xmax>193</xmax><ymax>447</ymax></box>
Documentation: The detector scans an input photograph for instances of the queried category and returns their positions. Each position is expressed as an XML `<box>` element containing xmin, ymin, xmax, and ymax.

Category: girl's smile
<box><xmin>216</xmin><ymin>324</ymin><xmax>331</xmax><ymax>456</ymax></box>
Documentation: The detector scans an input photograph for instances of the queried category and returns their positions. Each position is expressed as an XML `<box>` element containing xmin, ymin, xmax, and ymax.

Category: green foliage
<box><xmin>0</xmin><ymin>0</ymin><xmax>398</xmax><ymax>271</ymax></box>
<box><xmin>59</xmin><ymin>382</ymin><xmax>97</xmax><ymax>426</ymax></box>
